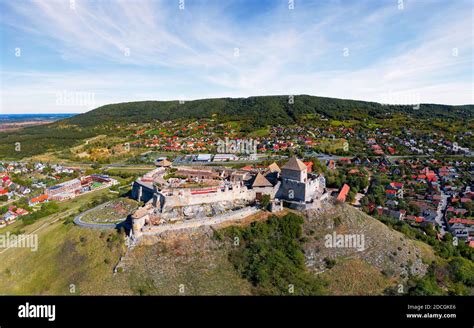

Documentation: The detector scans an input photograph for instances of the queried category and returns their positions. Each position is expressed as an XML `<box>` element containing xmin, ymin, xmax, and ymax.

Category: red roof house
<box><xmin>337</xmin><ymin>184</ymin><xmax>350</xmax><ymax>202</ymax></box>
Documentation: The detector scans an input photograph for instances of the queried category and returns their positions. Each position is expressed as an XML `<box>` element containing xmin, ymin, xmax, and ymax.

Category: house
<box><xmin>406</xmin><ymin>215</ymin><xmax>425</xmax><ymax>223</ymax></box>
<box><xmin>29</xmin><ymin>194</ymin><xmax>49</xmax><ymax>206</ymax></box>
<box><xmin>377</xmin><ymin>206</ymin><xmax>406</xmax><ymax>220</ymax></box>
<box><xmin>327</xmin><ymin>160</ymin><xmax>336</xmax><ymax>170</ymax></box>
<box><xmin>386</xmin><ymin>189</ymin><xmax>397</xmax><ymax>198</ymax></box>
<box><xmin>337</xmin><ymin>184</ymin><xmax>350</xmax><ymax>202</ymax></box>
<box><xmin>15</xmin><ymin>208</ymin><xmax>29</xmax><ymax>216</ymax></box>
<box><xmin>371</xmin><ymin>144</ymin><xmax>384</xmax><ymax>155</ymax></box>
<box><xmin>241</xmin><ymin>165</ymin><xmax>253</xmax><ymax>171</ymax></box>
<box><xmin>195</xmin><ymin>154</ymin><xmax>212</xmax><ymax>162</ymax></box>
<box><xmin>213</xmin><ymin>154</ymin><xmax>239</xmax><ymax>162</ymax></box>
<box><xmin>155</xmin><ymin>159</ymin><xmax>172</xmax><ymax>167</ymax></box>
<box><xmin>386</xmin><ymin>182</ymin><xmax>403</xmax><ymax>199</ymax></box>
<box><xmin>251</xmin><ymin>173</ymin><xmax>273</xmax><ymax>188</ymax></box>
<box><xmin>303</xmin><ymin>162</ymin><xmax>313</xmax><ymax>173</ymax></box>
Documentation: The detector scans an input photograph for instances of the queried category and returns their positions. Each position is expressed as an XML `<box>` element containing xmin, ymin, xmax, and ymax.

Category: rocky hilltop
<box><xmin>302</xmin><ymin>204</ymin><xmax>433</xmax><ymax>294</ymax></box>
<box><xmin>116</xmin><ymin>203</ymin><xmax>435</xmax><ymax>295</ymax></box>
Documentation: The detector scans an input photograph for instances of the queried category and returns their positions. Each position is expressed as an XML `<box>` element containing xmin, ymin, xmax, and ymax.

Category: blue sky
<box><xmin>0</xmin><ymin>0</ymin><xmax>472</xmax><ymax>114</ymax></box>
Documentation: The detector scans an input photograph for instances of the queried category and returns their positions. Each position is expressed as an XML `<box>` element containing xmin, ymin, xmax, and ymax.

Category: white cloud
<box><xmin>0</xmin><ymin>0</ymin><xmax>472</xmax><ymax>113</ymax></box>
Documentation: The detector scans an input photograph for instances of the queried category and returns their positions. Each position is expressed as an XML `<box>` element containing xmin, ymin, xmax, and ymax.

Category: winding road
<box><xmin>73</xmin><ymin>201</ymin><xmax>129</xmax><ymax>230</ymax></box>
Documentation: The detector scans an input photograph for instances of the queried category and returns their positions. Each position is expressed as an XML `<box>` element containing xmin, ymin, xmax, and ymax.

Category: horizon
<box><xmin>1</xmin><ymin>92</ymin><xmax>474</xmax><ymax>116</ymax></box>
<box><xmin>1</xmin><ymin>93</ymin><xmax>474</xmax><ymax>116</ymax></box>
<box><xmin>1</xmin><ymin>0</ymin><xmax>473</xmax><ymax>114</ymax></box>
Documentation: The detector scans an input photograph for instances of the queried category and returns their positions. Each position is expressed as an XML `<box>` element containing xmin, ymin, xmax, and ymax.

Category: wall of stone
<box><xmin>281</xmin><ymin>169</ymin><xmax>304</xmax><ymax>182</ymax></box>
<box><xmin>140</xmin><ymin>206</ymin><xmax>260</xmax><ymax>237</ymax></box>
<box><xmin>162</xmin><ymin>186</ymin><xmax>256</xmax><ymax>208</ymax></box>
<box><xmin>131</xmin><ymin>181</ymin><xmax>155</xmax><ymax>203</ymax></box>
<box><xmin>277</xmin><ymin>178</ymin><xmax>307</xmax><ymax>202</ymax></box>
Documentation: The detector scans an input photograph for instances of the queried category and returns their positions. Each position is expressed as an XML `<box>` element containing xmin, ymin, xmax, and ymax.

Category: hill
<box><xmin>8</xmin><ymin>199</ymin><xmax>471</xmax><ymax>295</ymax></box>
<box><xmin>0</xmin><ymin>95</ymin><xmax>473</xmax><ymax>159</ymax></box>
<box><xmin>0</xmin><ymin>202</ymin><xmax>441</xmax><ymax>295</ymax></box>
<box><xmin>62</xmin><ymin>95</ymin><xmax>474</xmax><ymax>126</ymax></box>
<box><xmin>302</xmin><ymin>204</ymin><xmax>434</xmax><ymax>295</ymax></box>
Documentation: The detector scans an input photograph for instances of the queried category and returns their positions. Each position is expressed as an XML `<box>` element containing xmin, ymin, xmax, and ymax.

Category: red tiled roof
<box><xmin>15</xmin><ymin>208</ymin><xmax>29</xmax><ymax>215</ymax></box>
<box><xmin>390</xmin><ymin>182</ymin><xmax>404</xmax><ymax>189</ymax></box>
<box><xmin>449</xmin><ymin>218</ymin><xmax>474</xmax><ymax>225</ymax></box>
<box><xmin>337</xmin><ymin>184</ymin><xmax>350</xmax><ymax>202</ymax></box>
<box><xmin>30</xmin><ymin>194</ymin><xmax>48</xmax><ymax>203</ymax></box>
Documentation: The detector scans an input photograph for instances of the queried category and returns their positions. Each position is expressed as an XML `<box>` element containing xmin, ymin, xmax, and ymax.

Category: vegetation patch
<box><xmin>220</xmin><ymin>213</ymin><xmax>327</xmax><ymax>295</ymax></box>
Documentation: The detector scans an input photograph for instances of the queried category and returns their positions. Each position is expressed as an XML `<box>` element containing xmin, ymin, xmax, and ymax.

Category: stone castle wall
<box><xmin>161</xmin><ymin>184</ymin><xmax>256</xmax><ymax>209</ymax></box>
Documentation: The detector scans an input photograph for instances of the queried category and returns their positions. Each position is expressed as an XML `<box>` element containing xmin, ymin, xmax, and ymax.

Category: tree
<box><xmin>449</xmin><ymin>257</ymin><xmax>474</xmax><ymax>286</ymax></box>
<box><xmin>260</xmin><ymin>194</ymin><xmax>271</xmax><ymax>210</ymax></box>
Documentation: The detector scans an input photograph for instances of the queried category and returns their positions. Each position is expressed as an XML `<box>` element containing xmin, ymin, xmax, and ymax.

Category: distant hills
<box><xmin>0</xmin><ymin>95</ymin><xmax>472</xmax><ymax>159</ymax></box>
<box><xmin>64</xmin><ymin>95</ymin><xmax>474</xmax><ymax>127</ymax></box>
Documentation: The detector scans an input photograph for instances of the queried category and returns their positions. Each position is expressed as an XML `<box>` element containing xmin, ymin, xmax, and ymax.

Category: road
<box><xmin>73</xmin><ymin>201</ymin><xmax>128</xmax><ymax>230</ymax></box>
<box><xmin>435</xmin><ymin>191</ymin><xmax>449</xmax><ymax>236</ymax></box>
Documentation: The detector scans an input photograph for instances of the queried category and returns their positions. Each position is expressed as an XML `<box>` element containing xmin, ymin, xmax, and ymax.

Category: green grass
<box><xmin>249</xmin><ymin>127</ymin><xmax>270</xmax><ymax>137</ymax></box>
<box><xmin>125</xmin><ymin>237</ymin><xmax>253</xmax><ymax>295</ymax></box>
<box><xmin>0</xmin><ymin>214</ymin><xmax>127</xmax><ymax>295</ymax></box>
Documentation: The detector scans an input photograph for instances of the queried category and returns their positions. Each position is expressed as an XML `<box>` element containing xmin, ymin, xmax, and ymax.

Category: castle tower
<box><xmin>281</xmin><ymin>157</ymin><xmax>307</xmax><ymax>182</ymax></box>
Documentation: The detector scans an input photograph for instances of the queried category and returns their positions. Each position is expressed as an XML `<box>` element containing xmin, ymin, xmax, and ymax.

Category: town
<box><xmin>0</xmin><ymin>162</ymin><xmax>118</xmax><ymax>227</ymax></box>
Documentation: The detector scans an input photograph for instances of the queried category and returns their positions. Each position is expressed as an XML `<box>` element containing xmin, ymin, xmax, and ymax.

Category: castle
<box><xmin>130</xmin><ymin>157</ymin><xmax>328</xmax><ymax>238</ymax></box>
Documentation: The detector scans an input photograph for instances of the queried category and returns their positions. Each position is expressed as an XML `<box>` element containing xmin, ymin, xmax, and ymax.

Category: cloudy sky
<box><xmin>0</xmin><ymin>0</ymin><xmax>472</xmax><ymax>114</ymax></box>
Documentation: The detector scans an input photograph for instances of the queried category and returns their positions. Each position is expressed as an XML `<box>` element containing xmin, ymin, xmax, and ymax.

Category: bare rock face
<box><xmin>211</xmin><ymin>202</ymin><xmax>227</xmax><ymax>216</ymax></box>
<box><xmin>303</xmin><ymin>204</ymin><xmax>429</xmax><ymax>281</ymax></box>
<box><xmin>160</xmin><ymin>201</ymin><xmax>239</xmax><ymax>222</ymax></box>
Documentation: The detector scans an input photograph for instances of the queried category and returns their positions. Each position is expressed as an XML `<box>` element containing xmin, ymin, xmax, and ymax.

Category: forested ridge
<box><xmin>1</xmin><ymin>95</ymin><xmax>472</xmax><ymax>158</ymax></box>
<box><xmin>65</xmin><ymin>95</ymin><xmax>474</xmax><ymax>126</ymax></box>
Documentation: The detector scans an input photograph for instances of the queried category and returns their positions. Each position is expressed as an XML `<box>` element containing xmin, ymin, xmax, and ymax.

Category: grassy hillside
<box><xmin>119</xmin><ymin>230</ymin><xmax>253</xmax><ymax>295</ymax></box>
<box><xmin>117</xmin><ymin>205</ymin><xmax>440</xmax><ymax>296</ymax></box>
<box><xmin>0</xmin><ymin>188</ymin><xmax>128</xmax><ymax>295</ymax></box>
<box><xmin>302</xmin><ymin>204</ymin><xmax>432</xmax><ymax>295</ymax></box>
<box><xmin>0</xmin><ymin>201</ymin><xmax>460</xmax><ymax>296</ymax></box>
